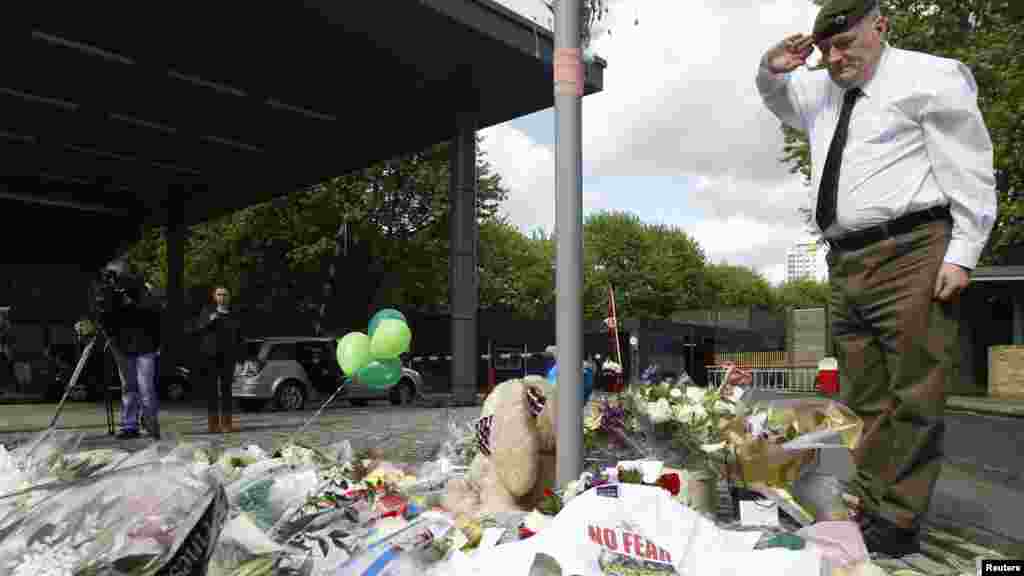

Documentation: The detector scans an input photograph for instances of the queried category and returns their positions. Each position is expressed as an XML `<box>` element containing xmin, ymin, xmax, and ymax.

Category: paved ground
<box><xmin>0</xmin><ymin>399</ymin><xmax>480</xmax><ymax>463</ymax></box>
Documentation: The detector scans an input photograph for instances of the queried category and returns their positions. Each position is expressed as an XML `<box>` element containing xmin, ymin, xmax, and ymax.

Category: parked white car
<box><xmin>233</xmin><ymin>336</ymin><xmax>423</xmax><ymax>411</ymax></box>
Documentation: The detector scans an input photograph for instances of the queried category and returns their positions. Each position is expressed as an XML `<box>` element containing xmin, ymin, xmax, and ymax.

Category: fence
<box><xmin>706</xmin><ymin>366</ymin><xmax>819</xmax><ymax>394</ymax></box>
<box><xmin>712</xmin><ymin>350</ymin><xmax>824</xmax><ymax>368</ymax></box>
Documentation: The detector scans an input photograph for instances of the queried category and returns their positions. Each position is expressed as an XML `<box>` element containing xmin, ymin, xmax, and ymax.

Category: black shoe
<box><xmin>141</xmin><ymin>416</ymin><xmax>161</xmax><ymax>440</ymax></box>
<box><xmin>116</xmin><ymin>429</ymin><xmax>141</xmax><ymax>440</ymax></box>
<box><xmin>857</xmin><ymin>512</ymin><xmax>920</xmax><ymax>557</ymax></box>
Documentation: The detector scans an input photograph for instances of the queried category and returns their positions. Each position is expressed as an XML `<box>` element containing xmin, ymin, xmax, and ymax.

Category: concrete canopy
<box><xmin>1</xmin><ymin>1</ymin><xmax>605</xmax><ymax>267</ymax></box>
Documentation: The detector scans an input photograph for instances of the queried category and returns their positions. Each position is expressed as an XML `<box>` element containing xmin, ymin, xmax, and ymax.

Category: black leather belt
<box><xmin>824</xmin><ymin>205</ymin><xmax>951</xmax><ymax>253</ymax></box>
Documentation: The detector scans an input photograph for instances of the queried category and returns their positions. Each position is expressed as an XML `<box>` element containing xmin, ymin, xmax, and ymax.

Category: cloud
<box><xmin>581</xmin><ymin>0</ymin><xmax>820</xmax><ymax>182</ymax></box>
<box><xmin>479</xmin><ymin>123</ymin><xmax>556</xmax><ymax>233</ymax></box>
<box><xmin>480</xmin><ymin>123</ymin><xmax>605</xmax><ymax>234</ymax></box>
<box><xmin>686</xmin><ymin>213</ymin><xmax>811</xmax><ymax>284</ymax></box>
<box><xmin>480</xmin><ymin>0</ymin><xmax>827</xmax><ymax>282</ymax></box>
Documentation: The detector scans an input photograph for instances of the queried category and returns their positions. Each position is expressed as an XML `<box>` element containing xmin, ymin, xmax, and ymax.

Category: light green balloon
<box><xmin>336</xmin><ymin>331</ymin><xmax>371</xmax><ymax>376</ymax></box>
<box><xmin>370</xmin><ymin>318</ymin><xmax>412</xmax><ymax>359</ymax></box>
<box><xmin>356</xmin><ymin>358</ymin><xmax>403</xmax><ymax>390</ymax></box>
<box><xmin>368</xmin><ymin>308</ymin><xmax>407</xmax><ymax>338</ymax></box>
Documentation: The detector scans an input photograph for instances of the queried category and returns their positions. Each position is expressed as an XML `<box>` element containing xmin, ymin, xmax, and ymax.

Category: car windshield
<box><xmin>245</xmin><ymin>340</ymin><xmax>265</xmax><ymax>359</ymax></box>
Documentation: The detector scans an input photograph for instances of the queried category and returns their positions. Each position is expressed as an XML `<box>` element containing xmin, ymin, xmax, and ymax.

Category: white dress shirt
<box><xmin>757</xmin><ymin>45</ymin><xmax>998</xmax><ymax>270</ymax></box>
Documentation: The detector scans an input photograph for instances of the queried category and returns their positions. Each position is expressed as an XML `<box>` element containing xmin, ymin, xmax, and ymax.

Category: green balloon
<box><xmin>368</xmin><ymin>308</ymin><xmax>407</xmax><ymax>338</ymax></box>
<box><xmin>356</xmin><ymin>358</ymin><xmax>403</xmax><ymax>390</ymax></box>
<box><xmin>370</xmin><ymin>318</ymin><xmax>412</xmax><ymax>359</ymax></box>
<box><xmin>336</xmin><ymin>332</ymin><xmax>371</xmax><ymax>376</ymax></box>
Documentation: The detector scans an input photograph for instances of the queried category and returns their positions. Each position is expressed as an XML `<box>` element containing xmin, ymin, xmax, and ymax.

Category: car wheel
<box><xmin>349</xmin><ymin>399</ymin><xmax>369</xmax><ymax>407</ymax></box>
<box><xmin>389</xmin><ymin>379</ymin><xmax>416</xmax><ymax>406</ymax></box>
<box><xmin>275</xmin><ymin>380</ymin><xmax>306</xmax><ymax>411</ymax></box>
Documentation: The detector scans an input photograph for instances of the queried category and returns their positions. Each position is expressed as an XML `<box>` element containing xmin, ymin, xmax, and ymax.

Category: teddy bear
<box><xmin>442</xmin><ymin>375</ymin><xmax>558</xmax><ymax>522</ymax></box>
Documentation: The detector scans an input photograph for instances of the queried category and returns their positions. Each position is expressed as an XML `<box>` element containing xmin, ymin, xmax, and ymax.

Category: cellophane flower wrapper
<box><xmin>723</xmin><ymin>397</ymin><xmax>863</xmax><ymax>525</ymax></box>
<box><xmin>330</xmin><ymin>512</ymin><xmax>456</xmax><ymax>576</ymax></box>
<box><xmin>0</xmin><ymin>429</ymin><xmax>99</xmax><ymax>531</ymax></box>
<box><xmin>0</xmin><ymin>460</ymin><xmax>223</xmax><ymax>576</ymax></box>
<box><xmin>211</xmin><ymin>446</ymin><xmax>359</xmax><ymax>576</ymax></box>
<box><xmin>404</xmin><ymin>417</ymin><xmax>475</xmax><ymax>499</ymax></box>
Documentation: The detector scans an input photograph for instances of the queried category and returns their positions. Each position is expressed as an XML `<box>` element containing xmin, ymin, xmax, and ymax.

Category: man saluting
<box><xmin>756</xmin><ymin>0</ymin><xmax>997</xmax><ymax>556</ymax></box>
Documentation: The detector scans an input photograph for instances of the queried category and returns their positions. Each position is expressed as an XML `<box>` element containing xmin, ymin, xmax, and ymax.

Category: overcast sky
<box><xmin>479</xmin><ymin>0</ymin><xmax>827</xmax><ymax>284</ymax></box>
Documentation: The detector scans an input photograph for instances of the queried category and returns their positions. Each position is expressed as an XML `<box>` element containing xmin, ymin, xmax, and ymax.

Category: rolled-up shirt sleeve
<box><xmin>921</xmin><ymin>62</ymin><xmax>998</xmax><ymax>270</ymax></box>
<box><xmin>756</xmin><ymin>59</ymin><xmax>808</xmax><ymax>133</ymax></box>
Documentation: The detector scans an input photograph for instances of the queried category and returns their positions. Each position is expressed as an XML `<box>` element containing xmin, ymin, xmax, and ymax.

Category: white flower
<box><xmin>672</xmin><ymin>404</ymin><xmax>692</xmax><ymax>424</ymax></box>
<box><xmin>564</xmin><ymin>480</ymin><xmax>580</xmax><ymax>501</ymax></box>
<box><xmin>640</xmin><ymin>460</ymin><xmax>664</xmax><ymax>484</ymax></box>
<box><xmin>685</xmin><ymin>387</ymin><xmax>705</xmax><ymax>404</ymax></box>
<box><xmin>669</xmin><ymin>387</ymin><xmax>683</xmax><ymax>400</ymax></box>
<box><xmin>700</xmin><ymin>442</ymin><xmax>727</xmax><ymax>453</ymax></box>
<box><xmin>648</xmin><ymin>399</ymin><xmax>673</xmax><ymax>424</ymax></box>
<box><xmin>524</xmin><ymin>510</ymin><xmax>554</xmax><ymax>531</ymax></box>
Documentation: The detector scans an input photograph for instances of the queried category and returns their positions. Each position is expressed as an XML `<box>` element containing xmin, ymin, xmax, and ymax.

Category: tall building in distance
<box><xmin>786</xmin><ymin>240</ymin><xmax>827</xmax><ymax>282</ymax></box>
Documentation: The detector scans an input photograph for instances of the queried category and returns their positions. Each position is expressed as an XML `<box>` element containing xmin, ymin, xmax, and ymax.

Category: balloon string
<box><xmin>285</xmin><ymin>378</ymin><xmax>349</xmax><ymax>448</ymax></box>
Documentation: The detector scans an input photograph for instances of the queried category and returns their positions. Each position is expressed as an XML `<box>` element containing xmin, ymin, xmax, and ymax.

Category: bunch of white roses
<box><xmin>630</xmin><ymin>381</ymin><xmax>740</xmax><ymax>470</ymax></box>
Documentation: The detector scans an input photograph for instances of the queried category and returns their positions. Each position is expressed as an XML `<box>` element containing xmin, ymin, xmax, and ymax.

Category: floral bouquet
<box><xmin>719</xmin><ymin>396</ymin><xmax>864</xmax><ymax>524</ymax></box>
<box><xmin>582</xmin><ymin>396</ymin><xmax>646</xmax><ymax>461</ymax></box>
<box><xmin>626</xmin><ymin>377</ymin><xmax>740</xmax><ymax>474</ymax></box>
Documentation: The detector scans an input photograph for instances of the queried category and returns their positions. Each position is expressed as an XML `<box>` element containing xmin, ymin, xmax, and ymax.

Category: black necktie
<box><xmin>816</xmin><ymin>87</ymin><xmax>863</xmax><ymax>233</ymax></box>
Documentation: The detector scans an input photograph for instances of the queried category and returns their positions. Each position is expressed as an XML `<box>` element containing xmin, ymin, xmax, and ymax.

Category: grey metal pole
<box><xmin>554</xmin><ymin>0</ymin><xmax>584</xmax><ymax>486</ymax></box>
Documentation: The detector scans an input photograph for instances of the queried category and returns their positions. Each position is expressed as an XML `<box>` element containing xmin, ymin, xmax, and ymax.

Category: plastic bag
<box><xmin>0</xmin><ymin>460</ymin><xmax>226</xmax><ymax>576</ymax></box>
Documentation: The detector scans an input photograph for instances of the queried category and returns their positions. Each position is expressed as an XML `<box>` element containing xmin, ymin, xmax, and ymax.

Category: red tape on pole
<box><xmin>554</xmin><ymin>48</ymin><xmax>584</xmax><ymax>97</ymax></box>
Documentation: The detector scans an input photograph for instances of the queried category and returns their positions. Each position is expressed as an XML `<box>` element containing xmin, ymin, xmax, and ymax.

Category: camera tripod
<box><xmin>49</xmin><ymin>326</ymin><xmax>126</xmax><ymax>435</ymax></box>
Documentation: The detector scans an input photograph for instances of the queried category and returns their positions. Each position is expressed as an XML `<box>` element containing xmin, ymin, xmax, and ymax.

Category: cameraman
<box><xmin>94</xmin><ymin>260</ymin><xmax>163</xmax><ymax>440</ymax></box>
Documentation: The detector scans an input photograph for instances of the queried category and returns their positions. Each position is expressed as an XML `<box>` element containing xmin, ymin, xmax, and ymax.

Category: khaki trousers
<box><xmin>827</xmin><ymin>218</ymin><xmax>957</xmax><ymax>530</ymax></box>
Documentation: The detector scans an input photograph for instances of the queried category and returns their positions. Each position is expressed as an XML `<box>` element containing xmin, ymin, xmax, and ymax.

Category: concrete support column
<box><xmin>449</xmin><ymin>112</ymin><xmax>479</xmax><ymax>402</ymax></box>
<box><xmin>162</xmin><ymin>184</ymin><xmax>187</xmax><ymax>394</ymax></box>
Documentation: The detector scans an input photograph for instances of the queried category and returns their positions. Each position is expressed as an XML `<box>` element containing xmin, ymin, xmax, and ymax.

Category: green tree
<box><xmin>583</xmin><ymin>211</ymin><xmax>707</xmax><ymax>320</ymax></box>
<box><xmin>478</xmin><ymin>219</ymin><xmax>556</xmax><ymax>319</ymax></box>
<box><xmin>700</xmin><ymin>263</ymin><xmax>777</xmax><ymax>310</ymax></box>
<box><xmin>783</xmin><ymin>0</ymin><xmax>1024</xmax><ymax>264</ymax></box>
<box><xmin>773</xmin><ymin>278</ymin><xmax>831</xmax><ymax>311</ymax></box>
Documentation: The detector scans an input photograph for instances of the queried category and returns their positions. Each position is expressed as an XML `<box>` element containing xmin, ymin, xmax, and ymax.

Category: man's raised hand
<box><xmin>764</xmin><ymin>34</ymin><xmax>815</xmax><ymax>74</ymax></box>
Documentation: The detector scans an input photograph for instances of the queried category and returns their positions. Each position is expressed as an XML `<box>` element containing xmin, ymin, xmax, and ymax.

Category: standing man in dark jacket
<box><xmin>193</xmin><ymin>285</ymin><xmax>244</xmax><ymax>433</ymax></box>
<box><xmin>97</xmin><ymin>261</ymin><xmax>163</xmax><ymax>440</ymax></box>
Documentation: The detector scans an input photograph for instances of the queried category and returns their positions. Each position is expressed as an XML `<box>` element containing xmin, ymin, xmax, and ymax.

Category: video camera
<box><xmin>92</xmin><ymin>263</ymin><xmax>146</xmax><ymax>320</ymax></box>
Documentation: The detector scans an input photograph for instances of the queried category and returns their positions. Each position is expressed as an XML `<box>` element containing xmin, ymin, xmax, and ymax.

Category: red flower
<box><xmin>657</xmin><ymin>473</ymin><xmax>681</xmax><ymax>496</ymax></box>
<box><xmin>544</xmin><ymin>488</ymin><xmax>555</xmax><ymax>498</ymax></box>
<box><xmin>519</xmin><ymin>526</ymin><xmax>537</xmax><ymax>539</ymax></box>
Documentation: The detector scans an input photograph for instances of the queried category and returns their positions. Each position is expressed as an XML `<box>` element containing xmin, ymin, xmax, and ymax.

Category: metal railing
<box><xmin>706</xmin><ymin>366</ymin><xmax>819</xmax><ymax>394</ymax></box>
